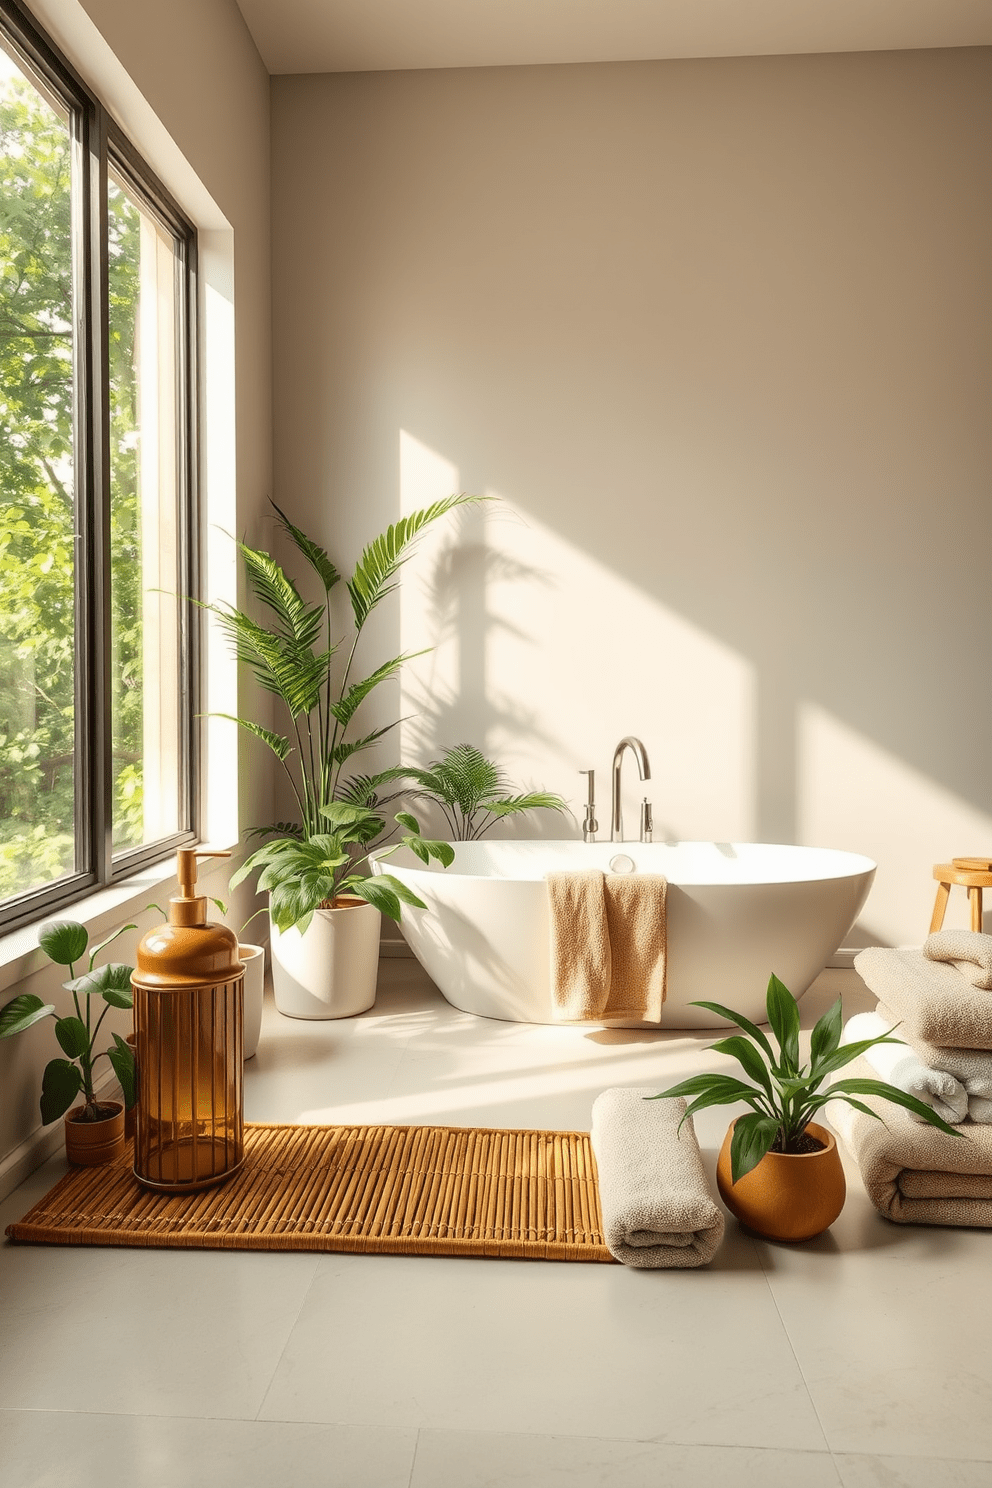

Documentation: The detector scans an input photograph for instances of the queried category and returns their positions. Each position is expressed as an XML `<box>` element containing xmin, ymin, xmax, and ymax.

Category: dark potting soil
<box><xmin>771</xmin><ymin>1131</ymin><xmax>826</xmax><ymax>1156</ymax></box>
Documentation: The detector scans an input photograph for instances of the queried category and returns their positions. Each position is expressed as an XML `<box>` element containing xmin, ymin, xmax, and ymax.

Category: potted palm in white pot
<box><xmin>214</xmin><ymin>498</ymin><xmax>467</xmax><ymax>1018</ymax></box>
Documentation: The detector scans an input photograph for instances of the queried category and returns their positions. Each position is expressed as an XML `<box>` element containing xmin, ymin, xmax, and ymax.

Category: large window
<box><xmin>0</xmin><ymin>1</ymin><xmax>197</xmax><ymax>930</ymax></box>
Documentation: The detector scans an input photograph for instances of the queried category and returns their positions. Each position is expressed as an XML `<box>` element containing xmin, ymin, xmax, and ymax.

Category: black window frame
<box><xmin>0</xmin><ymin>0</ymin><xmax>200</xmax><ymax>934</ymax></box>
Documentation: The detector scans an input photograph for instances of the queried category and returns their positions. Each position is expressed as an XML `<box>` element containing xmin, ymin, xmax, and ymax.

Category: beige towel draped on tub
<box><xmin>547</xmin><ymin>870</ymin><xmax>667</xmax><ymax>1023</ymax></box>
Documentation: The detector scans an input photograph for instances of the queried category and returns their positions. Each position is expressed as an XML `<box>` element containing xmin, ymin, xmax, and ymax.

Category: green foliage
<box><xmin>216</xmin><ymin>499</ymin><xmax>475</xmax><ymax>931</ymax></box>
<box><xmin>649</xmin><ymin>973</ymin><xmax>965</xmax><ymax>1185</ymax></box>
<box><xmin>405</xmin><ymin>743</ymin><xmax>568</xmax><ymax>840</ymax></box>
<box><xmin>232</xmin><ymin>802</ymin><xmax>453</xmax><ymax>934</ymax></box>
<box><xmin>0</xmin><ymin>918</ymin><xmax>136</xmax><ymax>1123</ymax></box>
<box><xmin>0</xmin><ymin>69</ymin><xmax>149</xmax><ymax>893</ymax></box>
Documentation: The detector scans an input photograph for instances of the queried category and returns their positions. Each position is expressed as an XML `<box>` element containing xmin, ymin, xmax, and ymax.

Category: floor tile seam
<box><xmin>250</xmin><ymin>1255</ymin><xmax>324</xmax><ymax>1424</ymax></box>
<box><xmin>751</xmin><ymin>1238</ymin><xmax>835</xmax><ymax>1456</ymax></box>
<box><xmin>406</xmin><ymin>1427</ymin><xmax>423</xmax><ymax>1488</ymax></box>
<box><xmin>0</xmin><ymin>1405</ymin><xmax>265</xmax><ymax>1424</ymax></box>
<box><xmin>832</xmin><ymin>1446</ymin><xmax>992</xmax><ymax>1468</ymax></box>
<box><xmin>416</xmin><ymin>1423</ymin><xmax>842</xmax><ymax>1457</ymax></box>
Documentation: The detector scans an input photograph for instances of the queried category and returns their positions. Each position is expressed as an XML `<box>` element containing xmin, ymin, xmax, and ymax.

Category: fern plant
<box><xmin>211</xmin><ymin>496</ymin><xmax>475</xmax><ymax>929</ymax></box>
<box><xmin>405</xmin><ymin>743</ymin><xmax>568</xmax><ymax>841</ymax></box>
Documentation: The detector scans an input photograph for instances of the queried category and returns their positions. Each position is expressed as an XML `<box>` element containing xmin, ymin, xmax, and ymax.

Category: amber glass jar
<box><xmin>132</xmin><ymin>851</ymin><xmax>244</xmax><ymax>1192</ymax></box>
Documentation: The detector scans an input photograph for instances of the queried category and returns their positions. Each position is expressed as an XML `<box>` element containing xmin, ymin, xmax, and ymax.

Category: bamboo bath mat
<box><xmin>6</xmin><ymin>1122</ymin><xmax>614</xmax><ymax>1263</ymax></box>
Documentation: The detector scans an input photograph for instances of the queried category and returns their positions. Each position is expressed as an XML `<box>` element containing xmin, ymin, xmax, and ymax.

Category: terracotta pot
<box><xmin>717</xmin><ymin>1119</ymin><xmax>846</xmax><ymax>1242</ymax></box>
<box><xmin>270</xmin><ymin>896</ymin><xmax>380</xmax><ymax>1020</ymax></box>
<box><xmin>64</xmin><ymin>1102</ymin><xmax>126</xmax><ymax>1167</ymax></box>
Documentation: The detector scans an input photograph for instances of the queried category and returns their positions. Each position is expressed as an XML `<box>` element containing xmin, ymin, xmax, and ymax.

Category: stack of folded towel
<box><xmin>833</xmin><ymin>930</ymin><xmax>992</xmax><ymax>1226</ymax></box>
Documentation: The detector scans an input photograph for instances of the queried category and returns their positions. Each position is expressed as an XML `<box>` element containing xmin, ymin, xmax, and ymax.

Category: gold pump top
<box><xmin>133</xmin><ymin>849</ymin><xmax>242</xmax><ymax>989</ymax></box>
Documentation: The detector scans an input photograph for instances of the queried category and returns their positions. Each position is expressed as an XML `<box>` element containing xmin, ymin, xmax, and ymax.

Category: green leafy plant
<box><xmin>404</xmin><ymin>743</ymin><xmax>568</xmax><ymax>841</ymax></box>
<box><xmin>650</xmin><ymin>973</ymin><xmax>965</xmax><ymax>1184</ymax></box>
<box><xmin>0</xmin><ymin>919</ymin><xmax>136</xmax><ymax>1124</ymax></box>
<box><xmin>232</xmin><ymin>801</ymin><xmax>453</xmax><ymax>935</ymax></box>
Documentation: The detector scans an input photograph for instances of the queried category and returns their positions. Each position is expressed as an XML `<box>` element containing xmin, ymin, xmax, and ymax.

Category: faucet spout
<box><xmin>611</xmin><ymin>736</ymin><xmax>651</xmax><ymax>843</ymax></box>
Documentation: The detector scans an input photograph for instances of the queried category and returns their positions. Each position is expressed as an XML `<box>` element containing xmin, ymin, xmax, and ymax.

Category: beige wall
<box><xmin>271</xmin><ymin>47</ymin><xmax>991</xmax><ymax>948</ymax></box>
<box><xmin>0</xmin><ymin>0</ymin><xmax>272</xmax><ymax>1191</ymax></box>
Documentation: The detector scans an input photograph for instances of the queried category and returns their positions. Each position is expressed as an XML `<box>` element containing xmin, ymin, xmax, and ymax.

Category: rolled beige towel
<box><xmin>831</xmin><ymin>1057</ymin><xmax>992</xmax><ymax>1227</ymax></box>
<box><xmin>924</xmin><ymin>929</ymin><xmax>992</xmax><ymax>990</ymax></box>
<box><xmin>590</xmin><ymin>1088</ymin><xmax>724</xmax><ymax>1267</ymax></box>
<box><xmin>854</xmin><ymin>946</ymin><xmax>992</xmax><ymax>1050</ymax></box>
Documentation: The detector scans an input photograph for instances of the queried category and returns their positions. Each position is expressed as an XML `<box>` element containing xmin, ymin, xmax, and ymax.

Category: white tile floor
<box><xmin>2</xmin><ymin>960</ymin><xmax>992</xmax><ymax>1488</ymax></box>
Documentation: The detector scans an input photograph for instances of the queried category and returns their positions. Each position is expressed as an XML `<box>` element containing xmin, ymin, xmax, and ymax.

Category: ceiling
<box><xmin>233</xmin><ymin>0</ymin><xmax>992</xmax><ymax>76</ymax></box>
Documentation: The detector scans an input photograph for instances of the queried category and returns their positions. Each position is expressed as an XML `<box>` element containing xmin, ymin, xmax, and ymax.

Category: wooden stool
<box><xmin>930</xmin><ymin>858</ymin><xmax>992</xmax><ymax>934</ymax></box>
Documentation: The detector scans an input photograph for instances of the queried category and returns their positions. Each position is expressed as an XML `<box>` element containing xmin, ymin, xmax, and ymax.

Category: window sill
<box><xmin>0</xmin><ymin>841</ymin><xmax>237</xmax><ymax>998</ymax></box>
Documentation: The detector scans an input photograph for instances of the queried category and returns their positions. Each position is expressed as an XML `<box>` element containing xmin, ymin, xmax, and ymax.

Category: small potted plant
<box><xmin>0</xmin><ymin>919</ymin><xmax>136</xmax><ymax>1165</ymax></box>
<box><xmin>404</xmin><ymin>743</ymin><xmax>568</xmax><ymax>840</ymax></box>
<box><xmin>650</xmin><ymin>973</ymin><xmax>965</xmax><ymax>1241</ymax></box>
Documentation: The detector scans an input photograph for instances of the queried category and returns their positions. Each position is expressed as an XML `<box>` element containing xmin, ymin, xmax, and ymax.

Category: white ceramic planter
<box><xmin>270</xmin><ymin>898</ymin><xmax>381</xmax><ymax>1020</ymax></box>
<box><xmin>239</xmin><ymin>943</ymin><xmax>265</xmax><ymax>1058</ymax></box>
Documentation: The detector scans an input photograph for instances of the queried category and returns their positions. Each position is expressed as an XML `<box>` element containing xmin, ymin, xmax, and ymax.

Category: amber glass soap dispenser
<box><xmin>132</xmin><ymin>849</ymin><xmax>245</xmax><ymax>1192</ymax></box>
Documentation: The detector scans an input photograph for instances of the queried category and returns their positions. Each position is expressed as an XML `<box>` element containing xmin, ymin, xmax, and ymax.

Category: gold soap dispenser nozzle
<box><xmin>169</xmin><ymin>847</ymin><xmax>229</xmax><ymax>928</ymax></box>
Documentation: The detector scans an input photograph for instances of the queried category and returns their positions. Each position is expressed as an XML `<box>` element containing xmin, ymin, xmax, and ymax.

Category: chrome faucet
<box><xmin>611</xmin><ymin>736</ymin><xmax>651</xmax><ymax>843</ymax></box>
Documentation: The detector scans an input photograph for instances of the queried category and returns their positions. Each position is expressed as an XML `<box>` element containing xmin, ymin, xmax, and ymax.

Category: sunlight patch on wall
<box><xmin>798</xmin><ymin>703</ymin><xmax>992</xmax><ymax>945</ymax></box>
<box><xmin>398</xmin><ymin>433</ymin><xmax>755</xmax><ymax>844</ymax></box>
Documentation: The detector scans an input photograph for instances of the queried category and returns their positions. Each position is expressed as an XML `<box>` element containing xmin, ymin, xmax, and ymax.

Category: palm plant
<box><xmin>209</xmin><ymin>497</ymin><xmax>474</xmax><ymax>929</ymax></box>
<box><xmin>405</xmin><ymin>743</ymin><xmax>568</xmax><ymax>841</ymax></box>
<box><xmin>651</xmin><ymin>974</ymin><xmax>965</xmax><ymax>1184</ymax></box>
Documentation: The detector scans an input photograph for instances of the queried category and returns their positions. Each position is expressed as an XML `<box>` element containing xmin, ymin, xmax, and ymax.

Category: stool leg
<box><xmin>930</xmin><ymin>880</ymin><xmax>951</xmax><ymax>933</ymax></box>
<box><xmin>970</xmin><ymin>886</ymin><xmax>984</xmax><ymax>933</ymax></box>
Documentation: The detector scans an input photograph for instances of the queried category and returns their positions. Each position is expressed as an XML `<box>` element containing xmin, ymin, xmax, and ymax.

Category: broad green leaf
<box><xmin>54</xmin><ymin>1016</ymin><xmax>89</xmax><ymax>1059</ymax></box>
<box><xmin>707</xmin><ymin>1036</ymin><xmax>773</xmax><ymax>1097</ymax></box>
<box><xmin>0</xmin><ymin>993</ymin><xmax>54</xmax><ymax>1039</ymax></box>
<box><xmin>395</xmin><ymin>811</ymin><xmax>420</xmax><ymax>834</ymax></box>
<box><xmin>827</xmin><ymin>1077</ymin><xmax>966</xmax><ymax>1137</ymax></box>
<box><xmin>689</xmin><ymin>1001</ymin><xmax>776</xmax><ymax>1065</ymax></box>
<box><xmin>320</xmin><ymin>800</ymin><xmax>380</xmax><ymax>830</ymax></box>
<box><xmin>765</xmin><ymin>974</ymin><xmax>801</xmax><ymax>1075</ymax></box>
<box><xmin>108</xmin><ymin>1034</ymin><xmax>136</xmax><ymax>1110</ymax></box>
<box><xmin>809</xmin><ymin>996</ymin><xmax>843</xmax><ymax>1069</ymax></box>
<box><xmin>64</xmin><ymin>963</ymin><xmax>133</xmax><ymax>998</ymax></box>
<box><xmin>729</xmin><ymin>1113</ymin><xmax>781</xmax><ymax>1184</ymax></box>
<box><xmin>38</xmin><ymin>919</ymin><xmax>88</xmax><ymax>966</ymax></box>
<box><xmin>347</xmin><ymin>878</ymin><xmax>402</xmax><ymax>922</ymax></box>
<box><xmin>358</xmin><ymin>872</ymin><xmax>427</xmax><ymax>910</ymax></box>
<box><xmin>40</xmin><ymin>1058</ymin><xmax>82</xmax><ymax>1124</ymax></box>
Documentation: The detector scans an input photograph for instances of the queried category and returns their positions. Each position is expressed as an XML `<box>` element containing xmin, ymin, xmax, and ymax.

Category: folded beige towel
<box><xmin>590</xmin><ymin>1089</ymin><xmax>724</xmax><ymax>1267</ymax></box>
<box><xmin>547</xmin><ymin>870</ymin><xmax>667</xmax><ymax>1023</ymax></box>
<box><xmin>872</xmin><ymin>1003</ymin><xmax>992</xmax><ymax>1112</ymax></box>
<box><xmin>830</xmin><ymin>1057</ymin><xmax>992</xmax><ymax>1226</ymax></box>
<box><xmin>854</xmin><ymin>946</ymin><xmax>992</xmax><ymax>1050</ymax></box>
<box><xmin>924</xmin><ymin>929</ymin><xmax>992</xmax><ymax>990</ymax></box>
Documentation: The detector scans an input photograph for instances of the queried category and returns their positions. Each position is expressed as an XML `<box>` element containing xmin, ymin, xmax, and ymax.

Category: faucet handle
<box><xmin>579</xmin><ymin>770</ymin><xmax>598</xmax><ymax>842</ymax></box>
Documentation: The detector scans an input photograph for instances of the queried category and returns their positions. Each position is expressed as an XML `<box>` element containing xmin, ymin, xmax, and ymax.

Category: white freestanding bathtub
<box><xmin>371</xmin><ymin>839</ymin><xmax>875</xmax><ymax>1029</ymax></box>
